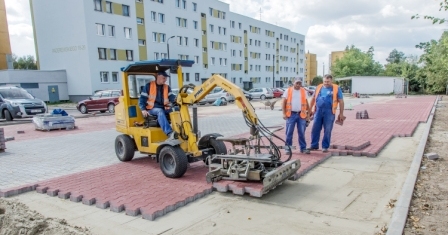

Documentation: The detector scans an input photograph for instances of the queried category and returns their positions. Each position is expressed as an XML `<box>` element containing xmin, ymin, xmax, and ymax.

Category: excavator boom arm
<box><xmin>177</xmin><ymin>74</ymin><xmax>258</xmax><ymax>127</ymax></box>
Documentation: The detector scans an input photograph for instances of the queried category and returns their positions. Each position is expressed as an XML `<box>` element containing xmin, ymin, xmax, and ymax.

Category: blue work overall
<box><xmin>310</xmin><ymin>88</ymin><xmax>336</xmax><ymax>149</ymax></box>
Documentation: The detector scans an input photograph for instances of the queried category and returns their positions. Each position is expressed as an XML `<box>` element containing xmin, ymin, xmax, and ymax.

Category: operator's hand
<box><xmin>142</xmin><ymin>110</ymin><xmax>149</xmax><ymax>117</ymax></box>
<box><xmin>338</xmin><ymin>113</ymin><xmax>346</xmax><ymax>123</ymax></box>
<box><xmin>283</xmin><ymin>114</ymin><xmax>288</xmax><ymax>120</ymax></box>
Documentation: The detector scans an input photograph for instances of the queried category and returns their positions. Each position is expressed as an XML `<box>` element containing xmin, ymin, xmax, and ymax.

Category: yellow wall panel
<box><xmin>113</xmin><ymin>3</ymin><xmax>122</xmax><ymax>16</ymax></box>
<box><xmin>137</xmin><ymin>25</ymin><xmax>146</xmax><ymax>39</ymax></box>
<box><xmin>139</xmin><ymin>46</ymin><xmax>147</xmax><ymax>61</ymax></box>
<box><xmin>136</xmin><ymin>2</ymin><xmax>144</xmax><ymax>18</ymax></box>
<box><xmin>117</xmin><ymin>49</ymin><xmax>126</xmax><ymax>61</ymax></box>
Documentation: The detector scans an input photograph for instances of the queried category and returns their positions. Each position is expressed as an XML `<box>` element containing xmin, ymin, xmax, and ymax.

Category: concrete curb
<box><xmin>386</xmin><ymin>96</ymin><xmax>439</xmax><ymax>235</ymax></box>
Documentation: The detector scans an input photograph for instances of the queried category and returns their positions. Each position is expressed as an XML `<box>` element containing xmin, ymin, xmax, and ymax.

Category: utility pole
<box><xmin>272</xmin><ymin>53</ymin><xmax>275</xmax><ymax>88</ymax></box>
<box><xmin>166</xmin><ymin>35</ymin><xmax>176</xmax><ymax>86</ymax></box>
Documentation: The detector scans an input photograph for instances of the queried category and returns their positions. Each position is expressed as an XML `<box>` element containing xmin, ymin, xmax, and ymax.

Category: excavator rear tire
<box><xmin>159</xmin><ymin>145</ymin><xmax>188</xmax><ymax>178</ymax></box>
<box><xmin>115</xmin><ymin>134</ymin><xmax>135</xmax><ymax>162</ymax></box>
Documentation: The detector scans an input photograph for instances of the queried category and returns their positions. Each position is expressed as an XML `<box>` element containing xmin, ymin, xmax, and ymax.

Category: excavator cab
<box><xmin>114</xmin><ymin>59</ymin><xmax>301</xmax><ymax>196</ymax></box>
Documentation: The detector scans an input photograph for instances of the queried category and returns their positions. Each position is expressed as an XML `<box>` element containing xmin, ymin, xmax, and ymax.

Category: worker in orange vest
<box><xmin>308</xmin><ymin>74</ymin><xmax>345</xmax><ymax>152</ymax></box>
<box><xmin>138</xmin><ymin>71</ymin><xmax>177</xmax><ymax>140</ymax></box>
<box><xmin>282</xmin><ymin>78</ymin><xmax>311</xmax><ymax>154</ymax></box>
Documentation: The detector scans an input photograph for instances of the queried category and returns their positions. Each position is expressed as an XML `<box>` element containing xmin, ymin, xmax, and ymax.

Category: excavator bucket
<box><xmin>205</xmin><ymin>136</ymin><xmax>301</xmax><ymax>197</ymax></box>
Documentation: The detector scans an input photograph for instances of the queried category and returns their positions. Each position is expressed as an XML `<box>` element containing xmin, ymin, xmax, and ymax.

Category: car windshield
<box><xmin>0</xmin><ymin>89</ymin><xmax>34</xmax><ymax>99</ymax></box>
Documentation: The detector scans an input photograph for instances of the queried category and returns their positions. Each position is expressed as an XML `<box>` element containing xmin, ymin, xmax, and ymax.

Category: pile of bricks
<box><xmin>0</xmin><ymin>128</ymin><xmax>5</xmax><ymax>152</ymax></box>
<box><xmin>356</xmin><ymin>110</ymin><xmax>369</xmax><ymax>119</ymax></box>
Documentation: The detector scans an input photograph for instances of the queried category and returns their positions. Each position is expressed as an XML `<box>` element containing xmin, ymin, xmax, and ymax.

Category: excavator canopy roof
<box><xmin>121</xmin><ymin>59</ymin><xmax>195</xmax><ymax>73</ymax></box>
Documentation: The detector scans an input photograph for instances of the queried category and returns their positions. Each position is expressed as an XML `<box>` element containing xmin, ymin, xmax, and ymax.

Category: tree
<box><xmin>311</xmin><ymin>76</ymin><xmax>322</xmax><ymax>86</ymax></box>
<box><xmin>331</xmin><ymin>45</ymin><xmax>384</xmax><ymax>78</ymax></box>
<box><xmin>386</xmin><ymin>49</ymin><xmax>406</xmax><ymax>64</ymax></box>
<box><xmin>417</xmin><ymin>32</ymin><xmax>448</xmax><ymax>93</ymax></box>
<box><xmin>411</xmin><ymin>0</ymin><xmax>448</xmax><ymax>24</ymax></box>
<box><xmin>384</xmin><ymin>55</ymin><xmax>423</xmax><ymax>92</ymax></box>
<box><xmin>12</xmin><ymin>54</ymin><xmax>38</xmax><ymax>70</ymax></box>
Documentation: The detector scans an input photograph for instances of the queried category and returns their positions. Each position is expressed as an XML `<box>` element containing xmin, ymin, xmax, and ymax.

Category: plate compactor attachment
<box><xmin>205</xmin><ymin>137</ymin><xmax>301</xmax><ymax>196</ymax></box>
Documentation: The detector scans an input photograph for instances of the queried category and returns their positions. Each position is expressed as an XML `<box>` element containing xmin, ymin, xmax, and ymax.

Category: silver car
<box><xmin>248</xmin><ymin>87</ymin><xmax>274</xmax><ymax>100</ymax></box>
<box><xmin>204</xmin><ymin>87</ymin><xmax>235</xmax><ymax>104</ymax></box>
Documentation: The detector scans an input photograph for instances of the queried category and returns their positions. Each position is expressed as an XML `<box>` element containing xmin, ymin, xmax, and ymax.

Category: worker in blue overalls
<box><xmin>308</xmin><ymin>74</ymin><xmax>345</xmax><ymax>152</ymax></box>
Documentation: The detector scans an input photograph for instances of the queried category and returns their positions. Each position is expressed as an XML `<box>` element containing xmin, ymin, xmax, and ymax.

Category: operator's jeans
<box><xmin>285</xmin><ymin>112</ymin><xmax>307</xmax><ymax>151</ymax></box>
<box><xmin>310</xmin><ymin>107</ymin><xmax>335</xmax><ymax>149</ymax></box>
<box><xmin>149</xmin><ymin>108</ymin><xmax>173</xmax><ymax>135</ymax></box>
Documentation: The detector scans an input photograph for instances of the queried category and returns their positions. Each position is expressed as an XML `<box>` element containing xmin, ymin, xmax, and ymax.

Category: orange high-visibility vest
<box><xmin>285</xmin><ymin>87</ymin><xmax>307</xmax><ymax>118</ymax></box>
<box><xmin>146</xmin><ymin>81</ymin><xmax>169</xmax><ymax>109</ymax></box>
<box><xmin>314</xmin><ymin>84</ymin><xmax>339</xmax><ymax>114</ymax></box>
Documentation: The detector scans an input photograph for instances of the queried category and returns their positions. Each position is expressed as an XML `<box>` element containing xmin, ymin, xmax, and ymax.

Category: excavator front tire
<box><xmin>159</xmin><ymin>145</ymin><xmax>188</xmax><ymax>178</ymax></box>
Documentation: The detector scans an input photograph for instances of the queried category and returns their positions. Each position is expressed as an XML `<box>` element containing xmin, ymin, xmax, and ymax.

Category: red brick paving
<box><xmin>0</xmin><ymin>96</ymin><xmax>437</xmax><ymax>221</ymax></box>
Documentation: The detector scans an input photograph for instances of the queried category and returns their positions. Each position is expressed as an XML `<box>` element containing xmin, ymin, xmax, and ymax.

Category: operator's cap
<box><xmin>294</xmin><ymin>77</ymin><xmax>303</xmax><ymax>84</ymax></box>
<box><xmin>157</xmin><ymin>71</ymin><xmax>170</xmax><ymax>77</ymax></box>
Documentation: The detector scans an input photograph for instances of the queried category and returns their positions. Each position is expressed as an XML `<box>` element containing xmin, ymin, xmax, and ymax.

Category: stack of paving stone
<box><xmin>0</xmin><ymin>128</ymin><xmax>5</xmax><ymax>151</ymax></box>
<box><xmin>356</xmin><ymin>110</ymin><xmax>369</xmax><ymax>119</ymax></box>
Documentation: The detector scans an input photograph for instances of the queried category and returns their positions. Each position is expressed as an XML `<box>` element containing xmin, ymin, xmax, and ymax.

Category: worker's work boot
<box><xmin>285</xmin><ymin>146</ymin><xmax>291</xmax><ymax>155</ymax></box>
<box><xmin>322</xmin><ymin>148</ymin><xmax>328</xmax><ymax>153</ymax></box>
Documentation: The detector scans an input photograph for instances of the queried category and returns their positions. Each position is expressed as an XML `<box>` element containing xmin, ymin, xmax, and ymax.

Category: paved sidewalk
<box><xmin>0</xmin><ymin>96</ymin><xmax>436</xmax><ymax>223</ymax></box>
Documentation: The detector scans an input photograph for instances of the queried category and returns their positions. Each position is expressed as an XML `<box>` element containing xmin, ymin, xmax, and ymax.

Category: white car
<box><xmin>248</xmin><ymin>88</ymin><xmax>274</xmax><ymax>100</ymax></box>
<box><xmin>203</xmin><ymin>87</ymin><xmax>235</xmax><ymax>104</ymax></box>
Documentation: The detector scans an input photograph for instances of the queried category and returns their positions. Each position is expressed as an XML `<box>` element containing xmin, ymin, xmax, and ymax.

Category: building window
<box><xmin>185</xmin><ymin>73</ymin><xmax>190</xmax><ymax>82</ymax></box>
<box><xmin>94</xmin><ymin>0</ymin><xmax>102</xmax><ymax>11</ymax></box>
<box><xmin>177</xmin><ymin>36</ymin><xmax>183</xmax><ymax>45</ymax></box>
<box><xmin>160</xmin><ymin>33</ymin><xmax>166</xmax><ymax>42</ymax></box>
<box><xmin>223</xmin><ymin>28</ymin><xmax>226</xmax><ymax>35</ymax></box>
<box><xmin>112</xmin><ymin>72</ymin><xmax>119</xmax><ymax>83</ymax></box>
<box><xmin>100</xmin><ymin>72</ymin><xmax>109</xmax><ymax>83</ymax></box>
<box><xmin>224</xmin><ymin>59</ymin><xmax>227</xmax><ymax>66</ymax></box>
<box><xmin>126</xmin><ymin>50</ymin><xmax>133</xmax><ymax>61</ymax></box>
<box><xmin>158</xmin><ymin>13</ymin><xmax>165</xmax><ymax>23</ymax></box>
<box><xmin>138</xmin><ymin>39</ymin><xmax>146</xmax><ymax>46</ymax></box>
<box><xmin>105</xmin><ymin>1</ymin><xmax>112</xmax><ymax>13</ymax></box>
<box><xmin>211</xmin><ymin>57</ymin><xmax>215</xmax><ymax>65</ymax></box>
<box><xmin>161</xmin><ymin>53</ymin><xmax>167</xmax><ymax>59</ymax></box>
<box><xmin>108</xmin><ymin>25</ymin><xmax>115</xmax><ymax>37</ymax></box>
<box><xmin>96</xmin><ymin>23</ymin><xmax>105</xmax><ymax>36</ymax></box>
<box><xmin>154</xmin><ymin>52</ymin><xmax>159</xmax><ymax>60</ymax></box>
<box><xmin>184</xmin><ymin>37</ymin><xmax>188</xmax><ymax>46</ymax></box>
<box><xmin>193</xmin><ymin>21</ymin><xmax>198</xmax><ymax>29</ymax></box>
<box><xmin>20</xmin><ymin>83</ymin><xmax>39</xmax><ymax>89</ymax></box>
<box><xmin>137</xmin><ymin>18</ymin><xmax>144</xmax><ymax>25</ymax></box>
<box><xmin>238</xmin><ymin>22</ymin><xmax>241</xmax><ymax>29</ymax></box>
<box><xmin>192</xmin><ymin>2</ymin><xmax>197</xmax><ymax>11</ymax></box>
<box><xmin>124</xmin><ymin>27</ymin><xmax>132</xmax><ymax>39</ymax></box>
<box><xmin>152</xmin><ymin>32</ymin><xmax>157</xmax><ymax>42</ymax></box>
<box><xmin>175</xmin><ymin>0</ymin><xmax>180</xmax><ymax>8</ymax></box>
<box><xmin>98</xmin><ymin>48</ymin><xmax>106</xmax><ymax>60</ymax></box>
<box><xmin>194</xmin><ymin>56</ymin><xmax>199</xmax><ymax>63</ymax></box>
<box><xmin>136</xmin><ymin>0</ymin><xmax>143</xmax><ymax>2</ymax></box>
<box><xmin>209</xmin><ymin>24</ymin><xmax>214</xmax><ymax>33</ymax></box>
<box><xmin>110</xmin><ymin>49</ymin><xmax>116</xmax><ymax>60</ymax></box>
<box><xmin>151</xmin><ymin>11</ymin><xmax>156</xmax><ymax>22</ymax></box>
<box><xmin>195</xmin><ymin>73</ymin><xmax>199</xmax><ymax>81</ymax></box>
<box><xmin>194</xmin><ymin>38</ymin><xmax>199</xmax><ymax>47</ymax></box>
<box><xmin>122</xmin><ymin>5</ymin><xmax>130</xmax><ymax>16</ymax></box>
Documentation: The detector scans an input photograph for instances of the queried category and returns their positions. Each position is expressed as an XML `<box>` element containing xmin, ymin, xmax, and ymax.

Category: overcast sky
<box><xmin>5</xmin><ymin>0</ymin><xmax>447</xmax><ymax>75</ymax></box>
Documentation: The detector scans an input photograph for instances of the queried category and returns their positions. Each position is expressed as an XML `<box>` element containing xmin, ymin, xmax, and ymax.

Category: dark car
<box><xmin>77</xmin><ymin>90</ymin><xmax>121</xmax><ymax>114</ymax></box>
<box><xmin>0</xmin><ymin>86</ymin><xmax>48</xmax><ymax>121</ymax></box>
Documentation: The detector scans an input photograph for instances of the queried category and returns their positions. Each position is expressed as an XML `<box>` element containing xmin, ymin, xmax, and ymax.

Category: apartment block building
<box><xmin>305</xmin><ymin>51</ymin><xmax>317</xmax><ymax>85</ymax></box>
<box><xmin>0</xmin><ymin>0</ymin><xmax>12</xmax><ymax>70</ymax></box>
<box><xmin>31</xmin><ymin>0</ymin><xmax>305</xmax><ymax>101</ymax></box>
<box><xmin>328</xmin><ymin>50</ymin><xmax>345</xmax><ymax>74</ymax></box>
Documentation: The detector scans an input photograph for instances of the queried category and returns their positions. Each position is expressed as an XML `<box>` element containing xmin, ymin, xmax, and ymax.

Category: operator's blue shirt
<box><xmin>138</xmin><ymin>83</ymin><xmax>176</xmax><ymax>111</ymax></box>
<box><xmin>316</xmin><ymin>85</ymin><xmax>343</xmax><ymax>110</ymax></box>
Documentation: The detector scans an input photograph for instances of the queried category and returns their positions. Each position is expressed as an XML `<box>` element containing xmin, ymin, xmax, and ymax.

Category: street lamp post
<box><xmin>272</xmin><ymin>53</ymin><xmax>275</xmax><ymax>88</ymax></box>
<box><xmin>167</xmin><ymin>36</ymin><xmax>176</xmax><ymax>86</ymax></box>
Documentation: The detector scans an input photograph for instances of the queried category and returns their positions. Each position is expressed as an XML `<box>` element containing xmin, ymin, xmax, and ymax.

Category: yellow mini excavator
<box><xmin>114</xmin><ymin>59</ymin><xmax>300</xmax><ymax>195</ymax></box>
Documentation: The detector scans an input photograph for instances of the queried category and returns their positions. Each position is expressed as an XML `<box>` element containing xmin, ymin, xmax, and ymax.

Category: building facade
<box><xmin>305</xmin><ymin>51</ymin><xmax>316</xmax><ymax>85</ymax></box>
<box><xmin>31</xmin><ymin>0</ymin><xmax>305</xmax><ymax>101</ymax></box>
<box><xmin>328</xmin><ymin>50</ymin><xmax>345</xmax><ymax>74</ymax></box>
<box><xmin>0</xmin><ymin>0</ymin><xmax>12</xmax><ymax>70</ymax></box>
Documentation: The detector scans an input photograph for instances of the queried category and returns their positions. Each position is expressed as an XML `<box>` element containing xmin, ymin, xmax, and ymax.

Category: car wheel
<box><xmin>3</xmin><ymin>109</ymin><xmax>13</xmax><ymax>121</ymax></box>
<box><xmin>108</xmin><ymin>103</ymin><xmax>115</xmax><ymax>113</ymax></box>
<box><xmin>159</xmin><ymin>145</ymin><xmax>188</xmax><ymax>178</ymax></box>
<box><xmin>260</xmin><ymin>95</ymin><xmax>266</xmax><ymax>100</ymax></box>
<box><xmin>79</xmin><ymin>104</ymin><xmax>88</xmax><ymax>114</ymax></box>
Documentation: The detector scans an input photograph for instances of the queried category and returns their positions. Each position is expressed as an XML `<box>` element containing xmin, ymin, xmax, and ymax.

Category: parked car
<box><xmin>248</xmin><ymin>88</ymin><xmax>274</xmax><ymax>100</ymax></box>
<box><xmin>306</xmin><ymin>86</ymin><xmax>316</xmax><ymax>96</ymax></box>
<box><xmin>77</xmin><ymin>90</ymin><xmax>121</xmax><ymax>114</ymax></box>
<box><xmin>0</xmin><ymin>86</ymin><xmax>48</xmax><ymax>121</ymax></box>
<box><xmin>171</xmin><ymin>88</ymin><xmax>207</xmax><ymax>105</ymax></box>
<box><xmin>203</xmin><ymin>87</ymin><xmax>235</xmax><ymax>104</ymax></box>
<box><xmin>242</xmin><ymin>90</ymin><xmax>253</xmax><ymax>101</ymax></box>
<box><xmin>272</xmin><ymin>88</ymin><xmax>284</xmax><ymax>98</ymax></box>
